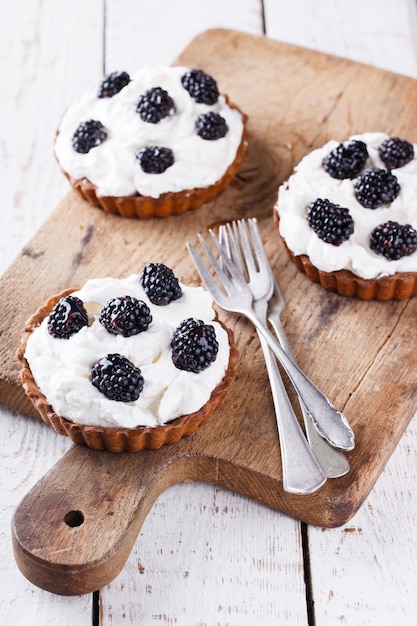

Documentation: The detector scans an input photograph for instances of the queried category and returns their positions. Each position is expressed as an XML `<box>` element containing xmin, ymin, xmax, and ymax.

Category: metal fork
<box><xmin>187</xmin><ymin>232</ymin><xmax>355</xmax><ymax>452</ymax></box>
<box><xmin>222</xmin><ymin>219</ymin><xmax>350</xmax><ymax>478</ymax></box>
<box><xmin>217</xmin><ymin>222</ymin><xmax>327</xmax><ymax>493</ymax></box>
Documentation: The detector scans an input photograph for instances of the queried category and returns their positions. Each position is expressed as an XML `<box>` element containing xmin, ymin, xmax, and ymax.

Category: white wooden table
<box><xmin>2</xmin><ymin>1</ymin><xmax>417</xmax><ymax>623</ymax></box>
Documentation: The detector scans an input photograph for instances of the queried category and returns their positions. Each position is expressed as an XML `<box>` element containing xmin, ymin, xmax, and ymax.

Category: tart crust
<box><xmin>58</xmin><ymin>99</ymin><xmax>248</xmax><ymax>219</ymax></box>
<box><xmin>273</xmin><ymin>210</ymin><xmax>417</xmax><ymax>301</ymax></box>
<box><xmin>17</xmin><ymin>289</ymin><xmax>239</xmax><ymax>452</ymax></box>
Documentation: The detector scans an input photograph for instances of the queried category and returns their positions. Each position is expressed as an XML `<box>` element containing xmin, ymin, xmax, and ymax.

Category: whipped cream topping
<box><xmin>55</xmin><ymin>66</ymin><xmax>245</xmax><ymax>198</ymax></box>
<box><xmin>276</xmin><ymin>132</ymin><xmax>417</xmax><ymax>279</ymax></box>
<box><xmin>24</xmin><ymin>274</ymin><xmax>231</xmax><ymax>429</ymax></box>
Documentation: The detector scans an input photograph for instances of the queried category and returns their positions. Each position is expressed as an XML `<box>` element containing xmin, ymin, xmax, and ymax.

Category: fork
<box><xmin>187</xmin><ymin>232</ymin><xmax>355</xmax><ymax>452</ymax></box>
<box><xmin>222</xmin><ymin>219</ymin><xmax>350</xmax><ymax>478</ymax></box>
<box><xmin>218</xmin><ymin>222</ymin><xmax>327</xmax><ymax>493</ymax></box>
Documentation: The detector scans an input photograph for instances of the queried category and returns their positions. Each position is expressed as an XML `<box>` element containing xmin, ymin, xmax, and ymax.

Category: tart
<box><xmin>17</xmin><ymin>267</ymin><xmax>238</xmax><ymax>452</ymax></box>
<box><xmin>54</xmin><ymin>66</ymin><xmax>248</xmax><ymax>218</ymax></box>
<box><xmin>274</xmin><ymin>132</ymin><xmax>417</xmax><ymax>300</ymax></box>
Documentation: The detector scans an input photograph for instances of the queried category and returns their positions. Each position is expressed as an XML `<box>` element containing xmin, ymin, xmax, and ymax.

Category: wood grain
<box><xmin>7</xmin><ymin>29</ymin><xmax>417</xmax><ymax>594</ymax></box>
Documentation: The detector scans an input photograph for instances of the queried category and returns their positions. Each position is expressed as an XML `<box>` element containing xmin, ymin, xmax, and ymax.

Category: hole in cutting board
<box><xmin>63</xmin><ymin>510</ymin><xmax>84</xmax><ymax>527</ymax></box>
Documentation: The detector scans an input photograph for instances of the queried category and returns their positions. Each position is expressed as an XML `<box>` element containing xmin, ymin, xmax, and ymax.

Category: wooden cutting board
<box><xmin>5</xmin><ymin>29</ymin><xmax>417</xmax><ymax>595</ymax></box>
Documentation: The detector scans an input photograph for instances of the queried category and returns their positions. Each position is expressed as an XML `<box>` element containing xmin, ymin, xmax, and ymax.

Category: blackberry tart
<box><xmin>54</xmin><ymin>66</ymin><xmax>248</xmax><ymax>218</ymax></box>
<box><xmin>17</xmin><ymin>267</ymin><xmax>238</xmax><ymax>452</ymax></box>
<box><xmin>274</xmin><ymin>132</ymin><xmax>417</xmax><ymax>300</ymax></box>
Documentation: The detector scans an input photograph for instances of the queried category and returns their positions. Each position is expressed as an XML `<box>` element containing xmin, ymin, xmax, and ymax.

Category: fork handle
<box><xmin>269</xmin><ymin>316</ymin><xmax>350</xmax><ymax>478</ymax></box>
<box><xmin>258</xmin><ymin>331</ymin><xmax>327</xmax><ymax>494</ymax></box>
<box><xmin>247</xmin><ymin>314</ymin><xmax>355</xmax><ymax>451</ymax></box>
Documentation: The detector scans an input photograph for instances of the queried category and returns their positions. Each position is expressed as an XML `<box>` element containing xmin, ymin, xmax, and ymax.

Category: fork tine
<box><xmin>207</xmin><ymin>229</ymin><xmax>248</xmax><ymax>286</ymax></box>
<box><xmin>218</xmin><ymin>225</ymin><xmax>233</xmax><ymax>277</ymax></box>
<box><xmin>218</xmin><ymin>224</ymin><xmax>241</xmax><ymax>274</ymax></box>
<box><xmin>218</xmin><ymin>224</ymin><xmax>247</xmax><ymax>283</ymax></box>
<box><xmin>198</xmin><ymin>234</ymin><xmax>235</xmax><ymax>290</ymax></box>
<box><xmin>187</xmin><ymin>242</ymin><xmax>226</xmax><ymax>305</ymax></box>
<box><xmin>219</xmin><ymin>221</ymin><xmax>257</xmax><ymax>283</ymax></box>
<box><xmin>218</xmin><ymin>224</ymin><xmax>226</xmax><ymax>250</ymax></box>
<box><xmin>187</xmin><ymin>230</ymin><xmax>251</xmax><ymax>307</ymax></box>
<box><xmin>235</xmin><ymin>218</ymin><xmax>274</xmax><ymax>301</ymax></box>
<box><xmin>236</xmin><ymin>219</ymin><xmax>258</xmax><ymax>277</ymax></box>
<box><xmin>246</xmin><ymin>218</ymin><xmax>288</xmax><ymax>314</ymax></box>
<box><xmin>225</xmin><ymin>223</ymin><xmax>246</xmax><ymax>273</ymax></box>
<box><xmin>245</xmin><ymin>218</ymin><xmax>273</xmax><ymax>275</ymax></box>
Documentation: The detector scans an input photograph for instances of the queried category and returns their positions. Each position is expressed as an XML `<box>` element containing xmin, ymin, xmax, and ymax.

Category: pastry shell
<box><xmin>58</xmin><ymin>100</ymin><xmax>248</xmax><ymax>219</ymax></box>
<box><xmin>274</xmin><ymin>210</ymin><xmax>417</xmax><ymax>301</ymax></box>
<box><xmin>17</xmin><ymin>289</ymin><xmax>239</xmax><ymax>452</ymax></box>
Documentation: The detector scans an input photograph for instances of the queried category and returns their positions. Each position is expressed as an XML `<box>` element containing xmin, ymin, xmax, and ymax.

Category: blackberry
<box><xmin>171</xmin><ymin>318</ymin><xmax>218</xmax><ymax>373</ymax></box>
<box><xmin>99</xmin><ymin>295</ymin><xmax>152</xmax><ymax>337</ymax></box>
<box><xmin>97</xmin><ymin>71</ymin><xmax>131</xmax><ymax>98</ymax></box>
<box><xmin>181</xmin><ymin>69</ymin><xmax>219</xmax><ymax>105</ymax></box>
<box><xmin>354</xmin><ymin>168</ymin><xmax>400</xmax><ymax>208</ymax></box>
<box><xmin>136</xmin><ymin>146</ymin><xmax>174</xmax><ymax>174</ymax></box>
<box><xmin>378</xmin><ymin>137</ymin><xmax>414</xmax><ymax>170</ymax></box>
<box><xmin>322</xmin><ymin>139</ymin><xmax>369</xmax><ymax>179</ymax></box>
<box><xmin>91</xmin><ymin>353</ymin><xmax>144</xmax><ymax>402</ymax></box>
<box><xmin>370</xmin><ymin>221</ymin><xmax>417</xmax><ymax>260</ymax></box>
<box><xmin>47</xmin><ymin>295</ymin><xmax>88</xmax><ymax>339</ymax></box>
<box><xmin>72</xmin><ymin>119</ymin><xmax>107</xmax><ymax>154</ymax></box>
<box><xmin>306</xmin><ymin>198</ymin><xmax>354</xmax><ymax>245</ymax></box>
<box><xmin>195</xmin><ymin>112</ymin><xmax>228</xmax><ymax>140</ymax></box>
<box><xmin>140</xmin><ymin>263</ymin><xmax>182</xmax><ymax>306</ymax></box>
<box><xmin>136</xmin><ymin>87</ymin><xmax>174</xmax><ymax>123</ymax></box>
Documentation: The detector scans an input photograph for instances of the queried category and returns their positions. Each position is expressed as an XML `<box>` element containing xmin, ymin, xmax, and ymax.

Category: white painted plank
<box><xmin>1</xmin><ymin>408</ymin><xmax>91</xmax><ymax>625</ymax></box>
<box><xmin>100</xmin><ymin>485</ymin><xmax>309</xmax><ymax>625</ymax></box>
<box><xmin>0</xmin><ymin>0</ymin><xmax>103</xmax><ymax>622</ymax></box>
<box><xmin>264</xmin><ymin>0</ymin><xmax>417</xmax><ymax>77</ymax></box>
<box><xmin>104</xmin><ymin>0</ymin><xmax>264</xmax><ymax>69</ymax></box>
<box><xmin>0</xmin><ymin>0</ymin><xmax>104</xmax><ymax>274</ymax></box>
<box><xmin>309</xmin><ymin>421</ymin><xmax>417</xmax><ymax>624</ymax></box>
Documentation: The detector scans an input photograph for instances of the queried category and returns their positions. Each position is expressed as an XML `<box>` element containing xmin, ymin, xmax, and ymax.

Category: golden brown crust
<box><xmin>17</xmin><ymin>289</ymin><xmax>239</xmax><ymax>452</ymax></box>
<box><xmin>273</xmin><ymin>209</ymin><xmax>417</xmax><ymax>301</ymax></box>
<box><xmin>58</xmin><ymin>98</ymin><xmax>248</xmax><ymax>219</ymax></box>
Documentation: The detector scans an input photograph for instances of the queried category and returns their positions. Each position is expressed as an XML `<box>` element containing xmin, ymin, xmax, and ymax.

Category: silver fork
<box><xmin>217</xmin><ymin>222</ymin><xmax>327</xmax><ymax>493</ymax></box>
<box><xmin>187</xmin><ymin>232</ymin><xmax>355</xmax><ymax>452</ymax></box>
<box><xmin>223</xmin><ymin>219</ymin><xmax>350</xmax><ymax>478</ymax></box>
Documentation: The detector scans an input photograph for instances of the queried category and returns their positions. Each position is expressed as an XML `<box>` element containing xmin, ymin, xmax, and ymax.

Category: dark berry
<box><xmin>181</xmin><ymin>69</ymin><xmax>219</xmax><ymax>105</ymax></box>
<box><xmin>354</xmin><ymin>168</ymin><xmax>400</xmax><ymax>208</ymax></box>
<box><xmin>195</xmin><ymin>112</ymin><xmax>228</xmax><ymax>140</ymax></box>
<box><xmin>370</xmin><ymin>221</ymin><xmax>417</xmax><ymax>260</ymax></box>
<box><xmin>136</xmin><ymin>146</ymin><xmax>174</xmax><ymax>174</ymax></box>
<box><xmin>71</xmin><ymin>119</ymin><xmax>107</xmax><ymax>154</ymax></box>
<box><xmin>47</xmin><ymin>295</ymin><xmax>89</xmax><ymax>339</ymax></box>
<box><xmin>378</xmin><ymin>137</ymin><xmax>414</xmax><ymax>170</ymax></box>
<box><xmin>136</xmin><ymin>87</ymin><xmax>174</xmax><ymax>123</ymax></box>
<box><xmin>322</xmin><ymin>139</ymin><xmax>369</xmax><ymax>179</ymax></box>
<box><xmin>171</xmin><ymin>318</ymin><xmax>219</xmax><ymax>373</ymax></box>
<box><xmin>306</xmin><ymin>198</ymin><xmax>354</xmax><ymax>245</ymax></box>
<box><xmin>99</xmin><ymin>296</ymin><xmax>152</xmax><ymax>337</ymax></box>
<box><xmin>91</xmin><ymin>353</ymin><xmax>144</xmax><ymax>402</ymax></box>
<box><xmin>97</xmin><ymin>71</ymin><xmax>131</xmax><ymax>98</ymax></box>
<box><xmin>140</xmin><ymin>263</ymin><xmax>182</xmax><ymax>306</ymax></box>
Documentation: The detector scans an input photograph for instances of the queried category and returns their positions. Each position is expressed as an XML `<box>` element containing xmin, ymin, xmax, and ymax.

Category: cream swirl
<box><xmin>24</xmin><ymin>274</ymin><xmax>231</xmax><ymax>429</ymax></box>
<box><xmin>276</xmin><ymin>132</ymin><xmax>417</xmax><ymax>279</ymax></box>
<box><xmin>54</xmin><ymin>66</ymin><xmax>245</xmax><ymax>198</ymax></box>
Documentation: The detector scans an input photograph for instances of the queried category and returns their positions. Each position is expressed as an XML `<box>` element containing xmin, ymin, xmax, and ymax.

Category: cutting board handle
<box><xmin>11</xmin><ymin>443</ymin><xmax>220</xmax><ymax>596</ymax></box>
